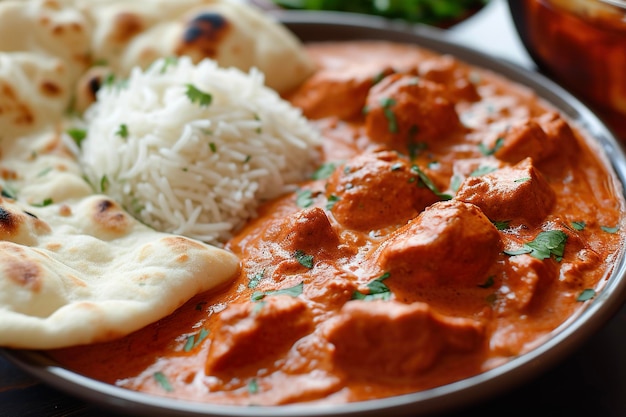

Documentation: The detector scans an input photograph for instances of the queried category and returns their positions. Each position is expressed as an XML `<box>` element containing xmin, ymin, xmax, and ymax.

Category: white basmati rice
<box><xmin>80</xmin><ymin>57</ymin><xmax>321</xmax><ymax>245</ymax></box>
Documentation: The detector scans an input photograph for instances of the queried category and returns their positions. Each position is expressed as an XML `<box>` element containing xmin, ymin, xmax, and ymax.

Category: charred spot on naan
<box><xmin>2</xmin><ymin>244</ymin><xmax>43</xmax><ymax>292</ymax></box>
<box><xmin>109</xmin><ymin>12</ymin><xmax>144</xmax><ymax>46</ymax></box>
<box><xmin>176</xmin><ymin>12</ymin><xmax>231</xmax><ymax>60</ymax></box>
<box><xmin>90</xmin><ymin>198</ymin><xmax>132</xmax><ymax>237</ymax></box>
<box><xmin>0</xmin><ymin>82</ymin><xmax>35</xmax><ymax>127</ymax></box>
<box><xmin>0</xmin><ymin>201</ymin><xmax>51</xmax><ymax>245</ymax></box>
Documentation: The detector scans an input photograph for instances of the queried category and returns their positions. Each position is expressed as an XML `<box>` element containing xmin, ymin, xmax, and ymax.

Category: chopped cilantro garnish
<box><xmin>407</xmin><ymin>140</ymin><xmax>427</xmax><ymax>160</ymax></box>
<box><xmin>116</xmin><ymin>123</ymin><xmax>129</xmax><ymax>139</ymax></box>
<box><xmin>514</xmin><ymin>177</ymin><xmax>531</xmax><ymax>183</ymax></box>
<box><xmin>492</xmin><ymin>220</ymin><xmax>510</xmax><ymax>230</ymax></box>
<box><xmin>31</xmin><ymin>198</ymin><xmax>53</xmax><ymax>207</ymax></box>
<box><xmin>326</xmin><ymin>194</ymin><xmax>340</xmax><ymax>210</ymax></box>
<box><xmin>296</xmin><ymin>189</ymin><xmax>314</xmax><ymax>208</ymax></box>
<box><xmin>100</xmin><ymin>175</ymin><xmax>110</xmax><ymax>193</ymax></box>
<box><xmin>153</xmin><ymin>372</ymin><xmax>174</xmax><ymax>392</ymax></box>
<box><xmin>248</xmin><ymin>379</ymin><xmax>259</xmax><ymax>394</ymax></box>
<box><xmin>209</xmin><ymin>142</ymin><xmax>217</xmax><ymax>153</ymax></box>
<box><xmin>478</xmin><ymin>137</ymin><xmax>504</xmax><ymax>156</ymax></box>
<box><xmin>183</xmin><ymin>328</ymin><xmax>209</xmax><ymax>352</ymax></box>
<box><xmin>251</xmin><ymin>281</ymin><xmax>304</xmax><ymax>302</ymax></box>
<box><xmin>390</xmin><ymin>163</ymin><xmax>403</xmax><ymax>171</ymax></box>
<box><xmin>37</xmin><ymin>167</ymin><xmax>53</xmax><ymax>178</ymax></box>
<box><xmin>380</xmin><ymin>97</ymin><xmax>398</xmax><ymax>133</ymax></box>
<box><xmin>571</xmin><ymin>221</ymin><xmax>586</xmax><ymax>231</ymax></box>
<box><xmin>248</xmin><ymin>270</ymin><xmax>265</xmax><ymax>289</ymax></box>
<box><xmin>1</xmin><ymin>188</ymin><xmax>16</xmax><ymax>199</ymax></box>
<box><xmin>352</xmin><ymin>272</ymin><xmax>392</xmax><ymax>301</ymax></box>
<box><xmin>294</xmin><ymin>250</ymin><xmax>314</xmax><ymax>268</ymax></box>
<box><xmin>312</xmin><ymin>162</ymin><xmax>337</xmax><ymax>180</ymax></box>
<box><xmin>601</xmin><ymin>225</ymin><xmax>619</xmax><ymax>234</ymax></box>
<box><xmin>185</xmin><ymin>83</ymin><xmax>212</xmax><ymax>107</ymax></box>
<box><xmin>470</xmin><ymin>165</ymin><xmax>497</xmax><ymax>177</ymax></box>
<box><xmin>449</xmin><ymin>174</ymin><xmax>463</xmax><ymax>193</ymax></box>
<box><xmin>577</xmin><ymin>288</ymin><xmax>596</xmax><ymax>302</ymax></box>
<box><xmin>159</xmin><ymin>56</ymin><xmax>178</xmax><ymax>73</ymax></box>
<box><xmin>67</xmin><ymin>128</ymin><xmax>87</xmax><ymax>148</ymax></box>
<box><xmin>410</xmin><ymin>165</ymin><xmax>452</xmax><ymax>200</ymax></box>
<box><xmin>504</xmin><ymin>230</ymin><xmax>568</xmax><ymax>261</ymax></box>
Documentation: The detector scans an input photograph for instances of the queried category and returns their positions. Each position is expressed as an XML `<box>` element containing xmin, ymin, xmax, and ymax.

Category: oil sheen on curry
<box><xmin>50</xmin><ymin>41</ymin><xmax>625</xmax><ymax>405</ymax></box>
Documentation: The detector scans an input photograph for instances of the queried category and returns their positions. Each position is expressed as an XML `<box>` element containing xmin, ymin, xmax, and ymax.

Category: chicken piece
<box><xmin>325</xmin><ymin>150</ymin><xmax>441</xmax><ymax>231</ymax></box>
<box><xmin>493</xmin><ymin>119</ymin><xmax>553</xmax><ymax>164</ymax></box>
<box><xmin>455</xmin><ymin>157</ymin><xmax>556</xmax><ymax>226</ymax></box>
<box><xmin>206</xmin><ymin>295</ymin><xmax>313</xmax><ymax>374</ymax></box>
<box><xmin>324</xmin><ymin>300</ymin><xmax>484</xmax><ymax>379</ymax></box>
<box><xmin>289</xmin><ymin>64</ymin><xmax>395</xmax><ymax>120</ymax></box>
<box><xmin>273</xmin><ymin>207</ymin><xmax>340</xmax><ymax>258</ymax></box>
<box><xmin>503</xmin><ymin>254</ymin><xmax>557</xmax><ymax>312</ymax></box>
<box><xmin>375</xmin><ymin>200</ymin><xmax>502</xmax><ymax>286</ymax></box>
<box><xmin>364</xmin><ymin>74</ymin><xmax>462</xmax><ymax>153</ymax></box>
<box><xmin>419</xmin><ymin>55</ymin><xmax>481</xmax><ymax>103</ymax></box>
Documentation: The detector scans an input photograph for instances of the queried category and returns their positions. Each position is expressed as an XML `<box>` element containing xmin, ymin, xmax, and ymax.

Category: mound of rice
<box><xmin>79</xmin><ymin>57</ymin><xmax>321</xmax><ymax>245</ymax></box>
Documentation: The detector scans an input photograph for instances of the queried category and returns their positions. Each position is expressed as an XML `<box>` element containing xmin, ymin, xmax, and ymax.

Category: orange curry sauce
<box><xmin>49</xmin><ymin>41</ymin><xmax>625</xmax><ymax>405</ymax></box>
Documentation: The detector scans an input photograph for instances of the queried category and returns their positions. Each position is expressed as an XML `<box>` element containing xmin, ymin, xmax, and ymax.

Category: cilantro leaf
<box><xmin>248</xmin><ymin>270</ymin><xmax>265</xmax><ymax>289</ymax></box>
<box><xmin>251</xmin><ymin>281</ymin><xmax>304</xmax><ymax>302</ymax></box>
<box><xmin>185</xmin><ymin>83</ymin><xmax>212</xmax><ymax>107</ymax></box>
<box><xmin>116</xmin><ymin>123</ymin><xmax>129</xmax><ymax>139</ymax></box>
<box><xmin>183</xmin><ymin>328</ymin><xmax>209</xmax><ymax>352</ymax></box>
<box><xmin>504</xmin><ymin>230</ymin><xmax>568</xmax><ymax>261</ymax></box>
<box><xmin>577</xmin><ymin>288</ymin><xmax>596</xmax><ymax>302</ymax></box>
<box><xmin>248</xmin><ymin>378</ymin><xmax>259</xmax><ymax>394</ymax></box>
<box><xmin>326</xmin><ymin>194</ymin><xmax>340</xmax><ymax>210</ymax></box>
<box><xmin>67</xmin><ymin>128</ymin><xmax>87</xmax><ymax>148</ymax></box>
<box><xmin>478</xmin><ymin>137</ymin><xmax>504</xmax><ymax>156</ymax></box>
<box><xmin>380</xmin><ymin>97</ymin><xmax>398</xmax><ymax>133</ymax></box>
<box><xmin>312</xmin><ymin>162</ymin><xmax>338</xmax><ymax>180</ymax></box>
<box><xmin>601</xmin><ymin>225</ymin><xmax>619</xmax><ymax>234</ymax></box>
<box><xmin>352</xmin><ymin>272</ymin><xmax>392</xmax><ymax>301</ymax></box>
<box><xmin>571</xmin><ymin>221</ymin><xmax>586</xmax><ymax>231</ymax></box>
<box><xmin>294</xmin><ymin>250</ymin><xmax>314</xmax><ymax>268</ymax></box>
<box><xmin>410</xmin><ymin>165</ymin><xmax>452</xmax><ymax>200</ymax></box>
<box><xmin>154</xmin><ymin>372</ymin><xmax>174</xmax><ymax>392</ymax></box>
<box><xmin>296</xmin><ymin>189</ymin><xmax>314</xmax><ymax>208</ymax></box>
<box><xmin>470</xmin><ymin>165</ymin><xmax>497</xmax><ymax>177</ymax></box>
<box><xmin>492</xmin><ymin>220</ymin><xmax>510</xmax><ymax>230</ymax></box>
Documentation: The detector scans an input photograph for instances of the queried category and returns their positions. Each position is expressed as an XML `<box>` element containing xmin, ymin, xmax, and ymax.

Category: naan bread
<box><xmin>0</xmin><ymin>0</ymin><xmax>315</xmax><ymax>349</ymax></box>
<box><xmin>71</xmin><ymin>0</ymin><xmax>314</xmax><ymax>94</ymax></box>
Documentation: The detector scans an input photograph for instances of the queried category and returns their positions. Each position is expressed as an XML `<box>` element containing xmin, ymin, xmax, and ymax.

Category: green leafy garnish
<box><xmin>248</xmin><ymin>379</ymin><xmax>259</xmax><ymax>394</ymax></box>
<box><xmin>601</xmin><ymin>225</ymin><xmax>619</xmax><ymax>234</ymax></box>
<box><xmin>470</xmin><ymin>165</ymin><xmax>497</xmax><ymax>177</ymax></box>
<box><xmin>153</xmin><ymin>372</ymin><xmax>174</xmax><ymax>392</ymax></box>
<box><xmin>183</xmin><ymin>328</ymin><xmax>209</xmax><ymax>352</ymax></box>
<box><xmin>577</xmin><ymin>288</ymin><xmax>596</xmax><ymax>302</ymax></box>
<box><xmin>159</xmin><ymin>56</ymin><xmax>178</xmax><ymax>73</ymax></box>
<box><xmin>312</xmin><ymin>162</ymin><xmax>338</xmax><ymax>180</ymax></box>
<box><xmin>37</xmin><ymin>167</ymin><xmax>53</xmax><ymax>178</ymax></box>
<box><xmin>251</xmin><ymin>281</ymin><xmax>304</xmax><ymax>302</ymax></box>
<box><xmin>380</xmin><ymin>97</ymin><xmax>398</xmax><ymax>133</ymax></box>
<box><xmin>248</xmin><ymin>270</ymin><xmax>265</xmax><ymax>289</ymax></box>
<box><xmin>407</xmin><ymin>140</ymin><xmax>427</xmax><ymax>160</ymax></box>
<box><xmin>326</xmin><ymin>195</ymin><xmax>340</xmax><ymax>210</ymax></box>
<box><xmin>67</xmin><ymin>128</ymin><xmax>87</xmax><ymax>148</ymax></box>
<box><xmin>352</xmin><ymin>272</ymin><xmax>392</xmax><ymax>301</ymax></box>
<box><xmin>478</xmin><ymin>137</ymin><xmax>504</xmax><ymax>156</ymax></box>
<box><xmin>116</xmin><ymin>123</ymin><xmax>129</xmax><ymax>139</ymax></box>
<box><xmin>492</xmin><ymin>220</ymin><xmax>510</xmax><ymax>231</ymax></box>
<box><xmin>571</xmin><ymin>221</ymin><xmax>586</xmax><ymax>231</ymax></box>
<box><xmin>1</xmin><ymin>188</ymin><xmax>16</xmax><ymax>199</ymax></box>
<box><xmin>100</xmin><ymin>175</ymin><xmax>110</xmax><ymax>193</ymax></box>
<box><xmin>410</xmin><ymin>165</ymin><xmax>452</xmax><ymax>200</ymax></box>
<box><xmin>31</xmin><ymin>198</ymin><xmax>53</xmax><ymax>207</ymax></box>
<box><xmin>296</xmin><ymin>189</ymin><xmax>314</xmax><ymax>208</ymax></box>
<box><xmin>514</xmin><ymin>177</ymin><xmax>531</xmax><ymax>183</ymax></box>
<box><xmin>209</xmin><ymin>142</ymin><xmax>217</xmax><ymax>153</ymax></box>
<box><xmin>185</xmin><ymin>83</ymin><xmax>213</xmax><ymax>107</ymax></box>
<box><xmin>504</xmin><ymin>230</ymin><xmax>568</xmax><ymax>261</ymax></box>
<box><xmin>294</xmin><ymin>250</ymin><xmax>314</xmax><ymax>268</ymax></box>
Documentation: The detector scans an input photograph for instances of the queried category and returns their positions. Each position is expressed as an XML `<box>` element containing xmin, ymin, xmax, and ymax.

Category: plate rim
<box><xmin>4</xmin><ymin>10</ymin><xmax>626</xmax><ymax>417</ymax></box>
